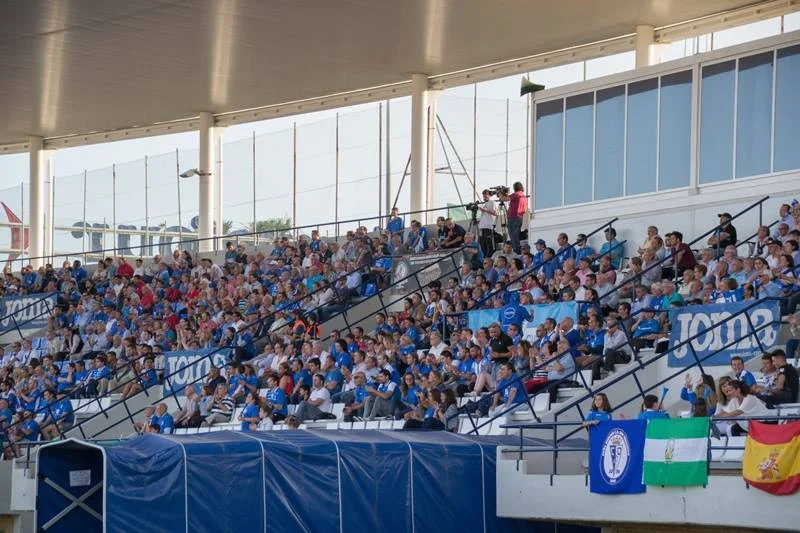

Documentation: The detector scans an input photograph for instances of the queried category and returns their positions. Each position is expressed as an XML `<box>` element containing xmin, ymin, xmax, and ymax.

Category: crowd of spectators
<box><xmin>1</xmin><ymin>199</ymin><xmax>799</xmax><ymax>451</ymax></box>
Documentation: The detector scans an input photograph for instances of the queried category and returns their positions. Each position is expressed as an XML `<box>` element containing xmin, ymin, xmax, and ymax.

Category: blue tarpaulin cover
<box><xmin>37</xmin><ymin>430</ymin><xmax>598</xmax><ymax>533</ymax></box>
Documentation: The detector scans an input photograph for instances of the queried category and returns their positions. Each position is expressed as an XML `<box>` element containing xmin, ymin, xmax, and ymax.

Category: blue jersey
<box><xmin>638</xmin><ymin>410</ymin><xmax>669</xmax><ymax>420</ymax></box>
<box><xmin>240</xmin><ymin>403</ymin><xmax>260</xmax><ymax>432</ymax></box>
<box><xmin>496</xmin><ymin>377</ymin><xmax>526</xmax><ymax>405</ymax></box>
<box><xmin>52</xmin><ymin>398</ymin><xmax>74</xmax><ymax>426</ymax></box>
<box><xmin>22</xmin><ymin>419</ymin><xmax>40</xmax><ymax>441</ymax></box>
<box><xmin>402</xmin><ymin>385</ymin><xmax>421</xmax><ymax>406</ymax></box>
<box><xmin>633</xmin><ymin>319</ymin><xmax>661</xmax><ymax>338</ymax></box>
<box><xmin>586</xmin><ymin>410</ymin><xmax>612</xmax><ymax>423</ymax></box>
<box><xmin>500</xmin><ymin>303</ymin><xmax>531</xmax><ymax>333</ymax></box>
<box><xmin>266</xmin><ymin>387</ymin><xmax>288</xmax><ymax>416</ymax></box>
<box><xmin>293</xmin><ymin>369</ymin><xmax>311</xmax><ymax>389</ymax></box>
<box><xmin>353</xmin><ymin>386</ymin><xmax>369</xmax><ymax>404</ymax></box>
<box><xmin>157</xmin><ymin>413</ymin><xmax>174</xmax><ymax>434</ymax></box>
<box><xmin>336</xmin><ymin>352</ymin><xmax>353</xmax><ymax>371</ymax></box>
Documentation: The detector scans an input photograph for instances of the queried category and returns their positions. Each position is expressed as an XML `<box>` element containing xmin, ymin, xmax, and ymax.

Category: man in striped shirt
<box><xmin>201</xmin><ymin>383</ymin><xmax>234</xmax><ymax>427</ymax></box>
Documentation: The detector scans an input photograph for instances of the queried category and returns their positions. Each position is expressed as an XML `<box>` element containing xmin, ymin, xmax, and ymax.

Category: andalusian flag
<box><xmin>643</xmin><ymin>418</ymin><xmax>709</xmax><ymax>486</ymax></box>
<box><xmin>743</xmin><ymin>420</ymin><xmax>800</xmax><ymax>495</ymax></box>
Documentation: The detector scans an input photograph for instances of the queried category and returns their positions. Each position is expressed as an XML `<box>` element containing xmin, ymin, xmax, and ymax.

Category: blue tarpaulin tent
<box><xmin>36</xmin><ymin>430</ymin><xmax>598</xmax><ymax>533</ymax></box>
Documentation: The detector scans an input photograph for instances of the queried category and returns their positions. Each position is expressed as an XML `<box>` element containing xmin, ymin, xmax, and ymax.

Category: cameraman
<box><xmin>477</xmin><ymin>189</ymin><xmax>497</xmax><ymax>257</ymax></box>
<box><xmin>499</xmin><ymin>181</ymin><xmax>528</xmax><ymax>254</ymax></box>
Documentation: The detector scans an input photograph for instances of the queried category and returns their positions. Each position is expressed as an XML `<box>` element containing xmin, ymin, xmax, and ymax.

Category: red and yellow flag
<box><xmin>743</xmin><ymin>420</ymin><xmax>800</xmax><ymax>495</ymax></box>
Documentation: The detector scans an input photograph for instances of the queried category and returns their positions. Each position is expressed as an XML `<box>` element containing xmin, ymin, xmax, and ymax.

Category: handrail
<box><xmin>5</xmin><ymin>202</ymin><xmax>474</xmax><ymax>269</ymax></box>
<box><xmin>3</xmin><ymin>247</ymin><xmax>470</xmax><ymax>448</ymax></box>
<box><xmin>596</xmin><ymin>195</ymin><xmax>771</xmax><ymax>307</ymax></box>
<box><xmin>468</xmin><ymin>217</ymin><xmax>619</xmax><ymax>312</ymax></box>
<box><xmin>457</xmin><ymin>295</ymin><xmax>786</xmax><ymax>436</ymax></box>
<box><xmin>735</xmin><ymin>217</ymin><xmax>781</xmax><ymax>251</ymax></box>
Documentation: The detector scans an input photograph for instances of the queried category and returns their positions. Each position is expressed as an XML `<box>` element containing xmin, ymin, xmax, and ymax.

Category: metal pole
<box><xmin>525</xmin><ymin>89</ymin><xmax>530</xmax><ymax>184</ymax></box>
<box><xmin>175</xmin><ymin>149</ymin><xmax>183</xmax><ymax>248</ymax></box>
<box><xmin>252</xmin><ymin>131</ymin><xmax>257</xmax><ymax>245</ymax></box>
<box><xmin>335</xmin><ymin>112</ymin><xmax>340</xmax><ymax>231</ymax></box>
<box><xmin>472</xmin><ymin>83</ymin><xmax>477</xmax><ymax>199</ymax></box>
<box><xmin>82</xmin><ymin>170</ymin><xmax>87</xmax><ymax>264</ymax></box>
<box><xmin>19</xmin><ymin>182</ymin><xmax>24</xmax><ymax>264</ymax></box>
<box><xmin>144</xmin><ymin>156</ymin><xmax>149</xmax><ymax>257</ymax></box>
<box><xmin>378</xmin><ymin>102</ymin><xmax>383</xmax><ymax>224</ymax></box>
<box><xmin>292</xmin><ymin>122</ymin><xmax>297</xmax><ymax>238</ymax></box>
<box><xmin>385</xmin><ymin>99</ymin><xmax>391</xmax><ymax>216</ymax></box>
<box><xmin>505</xmin><ymin>98</ymin><xmax>510</xmax><ymax>187</ymax></box>
<box><xmin>112</xmin><ymin>163</ymin><xmax>117</xmax><ymax>255</ymax></box>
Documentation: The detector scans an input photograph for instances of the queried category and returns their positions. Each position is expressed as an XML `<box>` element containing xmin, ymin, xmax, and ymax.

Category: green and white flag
<box><xmin>643</xmin><ymin>417</ymin><xmax>709</xmax><ymax>486</ymax></box>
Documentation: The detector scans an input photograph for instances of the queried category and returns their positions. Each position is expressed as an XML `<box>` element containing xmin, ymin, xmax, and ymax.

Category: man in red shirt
<box><xmin>116</xmin><ymin>257</ymin><xmax>134</xmax><ymax>278</ymax></box>
<box><xmin>500</xmin><ymin>181</ymin><xmax>528</xmax><ymax>254</ymax></box>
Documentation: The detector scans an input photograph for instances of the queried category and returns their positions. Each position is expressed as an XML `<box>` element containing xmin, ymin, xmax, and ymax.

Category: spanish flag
<box><xmin>742</xmin><ymin>420</ymin><xmax>800</xmax><ymax>495</ymax></box>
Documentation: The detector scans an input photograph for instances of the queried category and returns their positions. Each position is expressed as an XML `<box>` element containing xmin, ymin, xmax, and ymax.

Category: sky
<box><xmin>0</xmin><ymin>15</ymin><xmax>796</xmax><ymax>257</ymax></box>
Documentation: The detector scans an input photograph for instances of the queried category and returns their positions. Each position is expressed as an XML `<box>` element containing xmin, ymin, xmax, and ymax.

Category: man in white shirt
<box><xmin>591</xmin><ymin>318</ymin><xmax>634</xmax><ymax>380</ymax></box>
<box><xmin>427</xmin><ymin>332</ymin><xmax>449</xmax><ymax>359</ymax></box>
<box><xmin>477</xmin><ymin>189</ymin><xmax>497</xmax><ymax>257</ymax></box>
<box><xmin>294</xmin><ymin>374</ymin><xmax>332</xmax><ymax>421</ymax></box>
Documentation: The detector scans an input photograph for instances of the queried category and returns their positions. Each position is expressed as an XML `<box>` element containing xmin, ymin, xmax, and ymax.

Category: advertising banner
<box><xmin>466</xmin><ymin>301</ymin><xmax>577</xmax><ymax>335</ymax></box>
<box><xmin>0</xmin><ymin>292</ymin><xmax>58</xmax><ymax>335</ymax></box>
<box><xmin>667</xmin><ymin>300</ymin><xmax>780</xmax><ymax>367</ymax></box>
<box><xmin>390</xmin><ymin>250</ymin><xmax>465</xmax><ymax>293</ymax></box>
<box><xmin>163</xmin><ymin>348</ymin><xmax>230</xmax><ymax>393</ymax></box>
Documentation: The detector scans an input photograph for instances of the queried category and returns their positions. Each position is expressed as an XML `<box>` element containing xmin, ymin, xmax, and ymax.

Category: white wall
<box><xmin>497</xmin><ymin>458</ymin><xmax>800</xmax><ymax>531</ymax></box>
<box><xmin>527</xmin><ymin>156</ymin><xmax>798</xmax><ymax>259</ymax></box>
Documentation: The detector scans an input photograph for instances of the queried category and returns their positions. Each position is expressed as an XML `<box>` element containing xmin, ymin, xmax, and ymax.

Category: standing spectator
<box><xmin>238</xmin><ymin>391</ymin><xmax>261</xmax><ymax>431</ymax></box>
<box><xmin>477</xmin><ymin>189</ymin><xmax>497</xmax><ymax>258</ymax></box>
<box><xmin>499</xmin><ymin>182</ymin><xmax>528</xmax><ymax>254</ymax></box>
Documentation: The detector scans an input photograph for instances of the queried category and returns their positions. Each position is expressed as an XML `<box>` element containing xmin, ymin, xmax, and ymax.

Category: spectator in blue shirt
<box><xmin>730</xmin><ymin>356</ymin><xmax>756</xmax><ymax>387</ymax></box>
<box><xmin>597</xmin><ymin>227</ymin><xmax>623</xmax><ymax>269</ymax></box>
<box><xmin>238</xmin><ymin>392</ymin><xmax>261</xmax><ymax>432</ymax></box>
<box><xmin>630</xmin><ymin>309</ymin><xmax>663</xmax><ymax>351</ymax></box>
<box><xmin>489</xmin><ymin>363</ymin><xmax>527</xmax><ymax>416</ymax></box>
<box><xmin>154</xmin><ymin>403</ymin><xmax>174</xmax><ymax>435</ymax></box>
<box><xmin>264</xmin><ymin>375</ymin><xmax>288</xmax><ymax>422</ymax></box>
<box><xmin>638</xmin><ymin>394</ymin><xmax>670</xmax><ymax>420</ymax></box>
<box><xmin>387</xmin><ymin>207</ymin><xmax>404</xmax><ymax>243</ymax></box>
<box><xmin>583</xmin><ymin>393</ymin><xmax>613</xmax><ymax>427</ymax></box>
<box><xmin>499</xmin><ymin>301</ymin><xmax>531</xmax><ymax>334</ymax></box>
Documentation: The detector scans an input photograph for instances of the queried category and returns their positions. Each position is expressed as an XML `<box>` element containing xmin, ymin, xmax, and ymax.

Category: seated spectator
<box><xmin>238</xmin><ymin>391</ymin><xmax>262</xmax><ymax>432</ymax></box>
<box><xmin>680</xmin><ymin>373</ymin><xmax>717</xmax><ymax>416</ymax></box>
<box><xmin>154</xmin><ymin>402</ymin><xmax>174</xmax><ymax>435</ymax></box>
<box><xmin>293</xmin><ymin>374</ymin><xmax>332</xmax><ymax>422</ymax></box>
<box><xmin>713</xmin><ymin>380</ymin><xmax>769</xmax><ymax>436</ymax></box>
<box><xmin>630</xmin><ymin>309</ymin><xmax>664</xmax><ymax>351</ymax></box>
<box><xmin>365</xmin><ymin>369</ymin><xmax>399</xmax><ymax>420</ymax></box>
<box><xmin>201</xmin><ymin>384</ymin><xmax>234</xmax><ymax>427</ymax></box>
<box><xmin>173</xmin><ymin>385</ymin><xmax>200</xmax><ymax>429</ymax></box>
<box><xmin>729</xmin><ymin>356</ymin><xmax>756</xmax><ymax>387</ymax></box>
<box><xmin>761</xmin><ymin>349</ymin><xmax>799</xmax><ymax>407</ymax></box>
<box><xmin>489</xmin><ymin>363</ymin><xmax>526</xmax><ymax>416</ymax></box>
<box><xmin>591</xmin><ymin>318</ymin><xmax>633</xmax><ymax>381</ymax></box>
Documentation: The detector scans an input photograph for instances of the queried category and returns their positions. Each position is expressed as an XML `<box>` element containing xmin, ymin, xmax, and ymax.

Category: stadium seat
<box><xmin>378</xmin><ymin>420</ymin><xmax>394</xmax><ymax>430</ymax></box>
<box><xmin>331</xmin><ymin>403</ymin><xmax>345</xmax><ymax>420</ymax></box>
<box><xmin>325</xmin><ymin>422</ymin><xmax>339</xmax><ymax>430</ymax></box>
<box><xmin>364</xmin><ymin>421</ymin><xmax>380</xmax><ymax>430</ymax></box>
<box><xmin>338</xmin><ymin>422</ymin><xmax>353</xmax><ymax>430</ymax></box>
<box><xmin>475</xmin><ymin>418</ymin><xmax>493</xmax><ymax>436</ymax></box>
<box><xmin>723</xmin><ymin>437</ymin><xmax>747</xmax><ymax>462</ymax></box>
<box><xmin>351</xmin><ymin>421</ymin><xmax>366</xmax><ymax>430</ymax></box>
<box><xmin>391</xmin><ymin>420</ymin><xmax>405</xmax><ymax>430</ymax></box>
<box><xmin>710</xmin><ymin>436</ymin><xmax>728</xmax><ymax>461</ymax></box>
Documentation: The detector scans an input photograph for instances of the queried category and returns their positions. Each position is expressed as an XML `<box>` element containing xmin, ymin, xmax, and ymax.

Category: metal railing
<box><xmin>6</xmin><ymin>202</ymin><xmax>474</xmax><ymax>270</ymax></box>
<box><xmin>500</xmin><ymin>415</ymin><xmax>800</xmax><ymax>480</ymax></box>
<box><xmin>1</xmin><ymin>246</ymin><xmax>470</xmax><ymax>451</ymax></box>
<box><xmin>456</xmin><ymin>295</ymin><xmax>786</xmax><ymax>439</ymax></box>
<box><xmin>596</xmin><ymin>195</ymin><xmax>771</xmax><ymax>307</ymax></box>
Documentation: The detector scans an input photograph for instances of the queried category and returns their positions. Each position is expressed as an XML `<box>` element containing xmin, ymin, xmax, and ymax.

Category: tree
<box><xmin>222</xmin><ymin>217</ymin><xmax>293</xmax><ymax>236</ymax></box>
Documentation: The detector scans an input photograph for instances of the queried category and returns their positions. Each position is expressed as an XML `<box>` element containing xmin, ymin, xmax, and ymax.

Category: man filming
<box><xmin>477</xmin><ymin>189</ymin><xmax>497</xmax><ymax>257</ymax></box>
<box><xmin>499</xmin><ymin>181</ymin><xmax>528</xmax><ymax>254</ymax></box>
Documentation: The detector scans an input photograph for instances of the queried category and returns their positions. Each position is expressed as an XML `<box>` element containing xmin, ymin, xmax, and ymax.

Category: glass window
<box><xmin>594</xmin><ymin>85</ymin><xmax>625</xmax><ymax>200</ymax></box>
<box><xmin>564</xmin><ymin>93</ymin><xmax>594</xmax><ymax>205</ymax></box>
<box><xmin>699</xmin><ymin>61</ymin><xmax>735</xmax><ymax>183</ymax></box>
<box><xmin>774</xmin><ymin>45</ymin><xmax>800</xmax><ymax>172</ymax></box>
<box><xmin>658</xmin><ymin>70</ymin><xmax>692</xmax><ymax>190</ymax></box>
<box><xmin>534</xmin><ymin>99</ymin><xmax>564</xmax><ymax>209</ymax></box>
<box><xmin>735</xmin><ymin>52</ymin><xmax>773</xmax><ymax>178</ymax></box>
<box><xmin>626</xmin><ymin>78</ymin><xmax>658</xmax><ymax>195</ymax></box>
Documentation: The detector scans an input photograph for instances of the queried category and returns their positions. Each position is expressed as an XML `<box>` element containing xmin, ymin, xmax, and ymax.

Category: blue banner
<box><xmin>466</xmin><ymin>301</ymin><xmax>577</xmax><ymax>333</ymax></box>
<box><xmin>0</xmin><ymin>292</ymin><xmax>58</xmax><ymax>335</ymax></box>
<box><xmin>667</xmin><ymin>299</ymin><xmax>780</xmax><ymax>367</ymax></box>
<box><xmin>163</xmin><ymin>349</ymin><xmax>230</xmax><ymax>393</ymax></box>
<box><xmin>589</xmin><ymin>419</ymin><xmax>647</xmax><ymax>494</ymax></box>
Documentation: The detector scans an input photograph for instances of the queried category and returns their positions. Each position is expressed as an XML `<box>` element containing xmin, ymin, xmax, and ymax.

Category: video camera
<box><xmin>487</xmin><ymin>185</ymin><xmax>510</xmax><ymax>197</ymax></box>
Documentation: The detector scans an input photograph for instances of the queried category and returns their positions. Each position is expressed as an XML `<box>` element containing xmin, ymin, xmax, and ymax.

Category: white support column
<box><xmin>425</xmin><ymin>90</ymin><xmax>439</xmax><ymax>224</ymax></box>
<box><xmin>410</xmin><ymin>74</ymin><xmax>430</xmax><ymax>217</ymax></box>
<box><xmin>44</xmin><ymin>151</ymin><xmax>55</xmax><ymax>261</ymax></box>
<box><xmin>28</xmin><ymin>136</ymin><xmax>52</xmax><ymax>268</ymax></box>
<box><xmin>198</xmin><ymin>112</ymin><xmax>216</xmax><ymax>253</ymax></box>
<box><xmin>635</xmin><ymin>24</ymin><xmax>657</xmax><ymax>68</ymax></box>
<box><xmin>213</xmin><ymin>126</ymin><xmax>225</xmax><ymax>251</ymax></box>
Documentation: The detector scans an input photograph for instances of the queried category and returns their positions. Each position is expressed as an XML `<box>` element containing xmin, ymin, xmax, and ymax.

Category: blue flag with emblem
<box><xmin>589</xmin><ymin>419</ymin><xmax>647</xmax><ymax>494</ymax></box>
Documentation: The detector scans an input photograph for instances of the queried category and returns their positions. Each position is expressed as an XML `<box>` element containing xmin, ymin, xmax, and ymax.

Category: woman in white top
<box><xmin>713</xmin><ymin>380</ymin><xmax>770</xmax><ymax>436</ymax></box>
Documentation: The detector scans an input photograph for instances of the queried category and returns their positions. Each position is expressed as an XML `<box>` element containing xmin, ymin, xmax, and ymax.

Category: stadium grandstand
<box><xmin>2</xmin><ymin>1</ymin><xmax>800</xmax><ymax>532</ymax></box>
